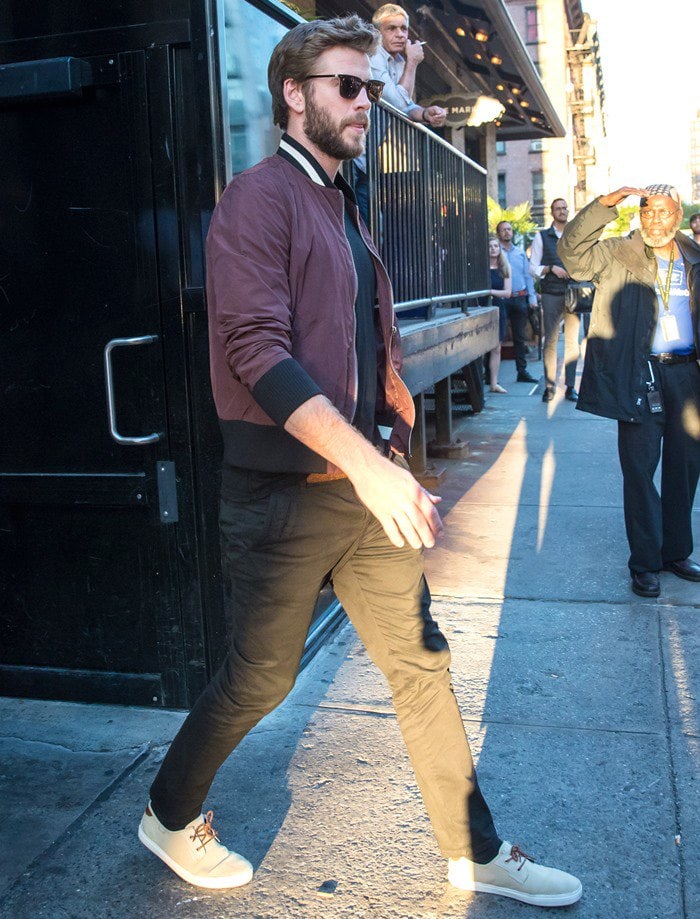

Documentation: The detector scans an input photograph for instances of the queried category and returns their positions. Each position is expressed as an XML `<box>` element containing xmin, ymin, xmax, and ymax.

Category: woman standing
<box><xmin>486</xmin><ymin>236</ymin><xmax>512</xmax><ymax>393</ymax></box>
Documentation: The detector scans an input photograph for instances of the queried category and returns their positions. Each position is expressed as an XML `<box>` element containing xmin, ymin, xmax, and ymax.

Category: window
<box><xmin>529</xmin><ymin>138</ymin><xmax>544</xmax><ymax>153</ymax></box>
<box><xmin>497</xmin><ymin>172</ymin><xmax>507</xmax><ymax>208</ymax></box>
<box><xmin>496</xmin><ymin>140</ymin><xmax>506</xmax><ymax>155</ymax></box>
<box><xmin>525</xmin><ymin>6</ymin><xmax>538</xmax><ymax>44</ymax></box>
<box><xmin>531</xmin><ymin>169</ymin><xmax>545</xmax><ymax>207</ymax></box>
<box><xmin>222</xmin><ymin>0</ymin><xmax>289</xmax><ymax>176</ymax></box>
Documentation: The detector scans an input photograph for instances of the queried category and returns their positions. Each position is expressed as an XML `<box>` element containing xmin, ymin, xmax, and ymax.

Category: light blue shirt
<box><xmin>369</xmin><ymin>45</ymin><xmax>421</xmax><ymax>118</ymax></box>
<box><xmin>503</xmin><ymin>243</ymin><xmax>537</xmax><ymax>305</ymax></box>
<box><xmin>650</xmin><ymin>255</ymin><xmax>694</xmax><ymax>354</ymax></box>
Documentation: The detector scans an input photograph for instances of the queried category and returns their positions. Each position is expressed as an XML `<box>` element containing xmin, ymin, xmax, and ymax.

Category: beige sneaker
<box><xmin>448</xmin><ymin>841</ymin><xmax>582</xmax><ymax>907</ymax></box>
<box><xmin>138</xmin><ymin>803</ymin><xmax>253</xmax><ymax>889</ymax></box>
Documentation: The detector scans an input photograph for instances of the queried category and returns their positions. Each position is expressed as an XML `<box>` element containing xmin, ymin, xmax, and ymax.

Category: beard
<box><xmin>303</xmin><ymin>92</ymin><xmax>368</xmax><ymax>161</ymax></box>
<box><xmin>639</xmin><ymin>226</ymin><xmax>677</xmax><ymax>249</ymax></box>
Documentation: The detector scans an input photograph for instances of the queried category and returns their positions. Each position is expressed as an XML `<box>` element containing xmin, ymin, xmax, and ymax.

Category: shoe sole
<box><xmin>138</xmin><ymin>822</ymin><xmax>253</xmax><ymax>890</ymax></box>
<box><xmin>450</xmin><ymin>877</ymin><xmax>583</xmax><ymax>907</ymax></box>
<box><xmin>631</xmin><ymin>584</ymin><xmax>659</xmax><ymax>598</ymax></box>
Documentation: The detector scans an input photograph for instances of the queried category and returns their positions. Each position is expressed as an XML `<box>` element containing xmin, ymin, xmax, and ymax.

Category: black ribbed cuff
<box><xmin>252</xmin><ymin>357</ymin><xmax>323</xmax><ymax>426</ymax></box>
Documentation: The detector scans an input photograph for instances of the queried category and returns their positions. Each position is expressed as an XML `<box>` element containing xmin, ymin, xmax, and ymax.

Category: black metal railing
<box><xmin>364</xmin><ymin>101</ymin><xmax>490</xmax><ymax>316</ymax></box>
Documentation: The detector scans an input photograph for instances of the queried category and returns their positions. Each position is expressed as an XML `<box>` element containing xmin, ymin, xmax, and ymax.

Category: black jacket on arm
<box><xmin>558</xmin><ymin>198</ymin><xmax>700</xmax><ymax>423</ymax></box>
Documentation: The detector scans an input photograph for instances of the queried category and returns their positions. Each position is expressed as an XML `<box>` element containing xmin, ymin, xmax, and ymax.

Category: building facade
<box><xmin>0</xmin><ymin>0</ymin><xmax>563</xmax><ymax>708</ymax></box>
<box><xmin>497</xmin><ymin>0</ymin><xmax>608</xmax><ymax>224</ymax></box>
<box><xmin>691</xmin><ymin>110</ymin><xmax>700</xmax><ymax>204</ymax></box>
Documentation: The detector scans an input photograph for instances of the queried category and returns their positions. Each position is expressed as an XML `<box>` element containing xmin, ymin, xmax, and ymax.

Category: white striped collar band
<box><xmin>278</xmin><ymin>136</ymin><xmax>333</xmax><ymax>187</ymax></box>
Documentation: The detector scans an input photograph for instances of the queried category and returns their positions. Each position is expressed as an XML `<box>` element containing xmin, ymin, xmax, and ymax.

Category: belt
<box><xmin>306</xmin><ymin>470</ymin><xmax>347</xmax><ymax>484</ymax></box>
<box><xmin>513</xmin><ymin>289</ymin><xmax>527</xmax><ymax>297</ymax></box>
<box><xmin>649</xmin><ymin>351</ymin><xmax>697</xmax><ymax>365</ymax></box>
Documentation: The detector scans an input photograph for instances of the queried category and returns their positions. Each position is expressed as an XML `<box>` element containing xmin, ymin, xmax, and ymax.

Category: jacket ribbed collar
<box><xmin>277</xmin><ymin>133</ymin><xmax>357</xmax><ymax>203</ymax></box>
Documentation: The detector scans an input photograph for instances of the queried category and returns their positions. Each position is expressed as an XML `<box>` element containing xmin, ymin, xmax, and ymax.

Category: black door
<box><xmin>0</xmin><ymin>50</ymin><xmax>196</xmax><ymax>707</ymax></box>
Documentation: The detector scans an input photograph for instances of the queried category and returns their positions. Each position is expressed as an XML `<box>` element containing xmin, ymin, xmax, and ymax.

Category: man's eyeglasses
<box><xmin>639</xmin><ymin>208</ymin><xmax>678</xmax><ymax>221</ymax></box>
<box><xmin>303</xmin><ymin>73</ymin><xmax>384</xmax><ymax>103</ymax></box>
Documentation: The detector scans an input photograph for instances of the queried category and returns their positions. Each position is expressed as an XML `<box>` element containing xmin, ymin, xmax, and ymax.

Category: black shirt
<box><xmin>343</xmin><ymin>202</ymin><xmax>377</xmax><ymax>443</ymax></box>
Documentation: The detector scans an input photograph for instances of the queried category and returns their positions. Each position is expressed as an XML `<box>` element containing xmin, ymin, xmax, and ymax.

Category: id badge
<box><xmin>660</xmin><ymin>314</ymin><xmax>680</xmax><ymax>342</ymax></box>
<box><xmin>647</xmin><ymin>389</ymin><xmax>663</xmax><ymax>414</ymax></box>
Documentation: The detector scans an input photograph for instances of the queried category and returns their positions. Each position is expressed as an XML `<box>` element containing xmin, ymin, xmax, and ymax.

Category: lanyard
<box><xmin>656</xmin><ymin>247</ymin><xmax>675</xmax><ymax>312</ymax></box>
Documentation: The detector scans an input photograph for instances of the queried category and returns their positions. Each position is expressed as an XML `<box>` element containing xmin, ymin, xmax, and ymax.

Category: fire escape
<box><xmin>567</xmin><ymin>15</ymin><xmax>606</xmax><ymax>211</ymax></box>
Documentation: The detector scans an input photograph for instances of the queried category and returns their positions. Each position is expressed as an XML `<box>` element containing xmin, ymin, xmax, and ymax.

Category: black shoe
<box><xmin>517</xmin><ymin>372</ymin><xmax>537</xmax><ymax>383</ymax></box>
<box><xmin>662</xmin><ymin>558</ymin><xmax>700</xmax><ymax>581</ymax></box>
<box><xmin>631</xmin><ymin>571</ymin><xmax>660</xmax><ymax>597</ymax></box>
<box><xmin>565</xmin><ymin>387</ymin><xmax>578</xmax><ymax>402</ymax></box>
<box><xmin>542</xmin><ymin>389</ymin><xmax>554</xmax><ymax>403</ymax></box>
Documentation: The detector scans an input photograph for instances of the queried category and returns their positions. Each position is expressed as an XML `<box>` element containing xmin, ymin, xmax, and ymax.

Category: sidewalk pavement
<box><xmin>2</xmin><ymin>356</ymin><xmax>698</xmax><ymax>919</ymax></box>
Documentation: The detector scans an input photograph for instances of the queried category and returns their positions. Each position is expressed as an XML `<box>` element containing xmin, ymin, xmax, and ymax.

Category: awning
<box><xmin>415</xmin><ymin>0</ymin><xmax>566</xmax><ymax>139</ymax></box>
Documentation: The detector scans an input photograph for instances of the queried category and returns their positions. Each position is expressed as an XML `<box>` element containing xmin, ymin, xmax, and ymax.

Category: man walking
<box><xmin>137</xmin><ymin>16</ymin><xmax>581</xmax><ymax>907</ymax></box>
<box><xmin>559</xmin><ymin>184</ymin><xmax>700</xmax><ymax>597</ymax></box>
<box><xmin>496</xmin><ymin>220</ymin><xmax>539</xmax><ymax>383</ymax></box>
<box><xmin>530</xmin><ymin>199</ymin><xmax>580</xmax><ymax>402</ymax></box>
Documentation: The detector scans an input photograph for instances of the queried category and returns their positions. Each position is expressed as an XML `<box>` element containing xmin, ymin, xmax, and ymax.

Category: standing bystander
<box><xmin>483</xmin><ymin>235</ymin><xmax>512</xmax><ymax>393</ymax></box>
<box><xmin>690</xmin><ymin>212</ymin><xmax>700</xmax><ymax>245</ymax></box>
<box><xmin>559</xmin><ymin>184</ymin><xmax>700</xmax><ymax>597</ymax></box>
<box><xmin>530</xmin><ymin>199</ymin><xmax>580</xmax><ymax>403</ymax></box>
<box><xmin>137</xmin><ymin>16</ymin><xmax>582</xmax><ymax>908</ymax></box>
<box><xmin>496</xmin><ymin>220</ymin><xmax>539</xmax><ymax>384</ymax></box>
<box><xmin>353</xmin><ymin>3</ymin><xmax>445</xmax><ymax>223</ymax></box>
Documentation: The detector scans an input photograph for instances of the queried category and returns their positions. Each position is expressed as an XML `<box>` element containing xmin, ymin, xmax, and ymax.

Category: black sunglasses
<box><xmin>303</xmin><ymin>73</ymin><xmax>384</xmax><ymax>103</ymax></box>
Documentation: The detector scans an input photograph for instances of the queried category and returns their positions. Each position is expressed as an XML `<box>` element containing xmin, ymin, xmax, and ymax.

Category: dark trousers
<box><xmin>617</xmin><ymin>361</ymin><xmax>700</xmax><ymax>572</ymax></box>
<box><xmin>506</xmin><ymin>296</ymin><xmax>530</xmax><ymax>375</ymax></box>
<box><xmin>150</xmin><ymin>477</ymin><xmax>501</xmax><ymax>862</ymax></box>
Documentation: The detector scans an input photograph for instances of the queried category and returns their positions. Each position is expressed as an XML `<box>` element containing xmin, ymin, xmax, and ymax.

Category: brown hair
<box><xmin>489</xmin><ymin>236</ymin><xmax>510</xmax><ymax>279</ymax></box>
<box><xmin>268</xmin><ymin>15</ymin><xmax>379</xmax><ymax>130</ymax></box>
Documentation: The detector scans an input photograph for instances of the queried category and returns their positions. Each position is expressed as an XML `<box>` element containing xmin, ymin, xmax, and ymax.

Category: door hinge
<box><xmin>156</xmin><ymin>461</ymin><xmax>179</xmax><ymax>524</ymax></box>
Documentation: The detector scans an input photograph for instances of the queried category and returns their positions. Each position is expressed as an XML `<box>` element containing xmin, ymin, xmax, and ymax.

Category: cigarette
<box><xmin>419</xmin><ymin>41</ymin><xmax>427</xmax><ymax>45</ymax></box>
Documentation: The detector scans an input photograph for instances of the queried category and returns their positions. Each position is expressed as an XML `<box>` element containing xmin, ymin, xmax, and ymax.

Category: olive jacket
<box><xmin>558</xmin><ymin>198</ymin><xmax>700</xmax><ymax>422</ymax></box>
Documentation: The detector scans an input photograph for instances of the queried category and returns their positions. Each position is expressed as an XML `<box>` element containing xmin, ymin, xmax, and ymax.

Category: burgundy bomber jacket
<box><xmin>206</xmin><ymin>147</ymin><xmax>414</xmax><ymax>474</ymax></box>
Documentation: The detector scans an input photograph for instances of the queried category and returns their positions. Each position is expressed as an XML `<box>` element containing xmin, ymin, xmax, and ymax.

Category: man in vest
<box><xmin>530</xmin><ymin>199</ymin><xmax>580</xmax><ymax>402</ymax></box>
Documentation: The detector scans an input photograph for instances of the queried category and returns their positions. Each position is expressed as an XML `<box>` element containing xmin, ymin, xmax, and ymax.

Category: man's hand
<box><xmin>598</xmin><ymin>187</ymin><xmax>648</xmax><ymax>208</ymax></box>
<box><xmin>284</xmin><ymin>394</ymin><xmax>443</xmax><ymax>549</ymax></box>
<box><xmin>422</xmin><ymin>104</ymin><xmax>446</xmax><ymax>127</ymax></box>
<box><xmin>551</xmin><ymin>265</ymin><xmax>570</xmax><ymax>280</ymax></box>
<box><xmin>348</xmin><ymin>452</ymin><xmax>443</xmax><ymax>549</ymax></box>
<box><xmin>404</xmin><ymin>38</ymin><xmax>425</xmax><ymax>66</ymax></box>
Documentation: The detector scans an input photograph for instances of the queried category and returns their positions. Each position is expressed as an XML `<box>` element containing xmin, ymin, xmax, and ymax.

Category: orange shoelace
<box><xmin>505</xmin><ymin>845</ymin><xmax>536</xmax><ymax>870</ymax></box>
<box><xmin>189</xmin><ymin>811</ymin><xmax>221</xmax><ymax>852</ymax></box>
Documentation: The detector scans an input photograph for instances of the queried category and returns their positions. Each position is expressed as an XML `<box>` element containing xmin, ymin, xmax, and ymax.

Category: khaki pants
<box><xmin>542</xmin><ymin>292</ymin><xmax>580</xmax><ymax>390</ymax></box>
<box><xmin>150</xmin><ymin>477</ymin><xmax>500</xmax><ymax>861</ymax></box>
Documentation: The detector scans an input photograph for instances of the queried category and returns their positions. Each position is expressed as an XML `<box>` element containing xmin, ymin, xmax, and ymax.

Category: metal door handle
<box><xmin>103</xmin><ymin>335</ymin><xmax>162</xmax><ymax>445</ymax></box>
